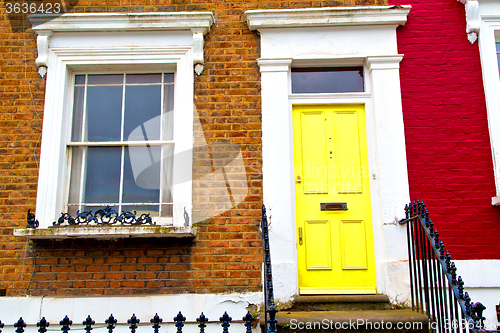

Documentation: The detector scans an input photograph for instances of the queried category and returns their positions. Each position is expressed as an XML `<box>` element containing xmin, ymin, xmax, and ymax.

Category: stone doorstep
<box><xmin>273</xmin><ymin>310</ymin><xmax>429</xmax><ymax>332</ymax></box>
<box><xmin>291</xmin><ymin>295</ymin><xmax>391</xmax><ymax>303</ymax></box>
<box><xmin>283</xmin><ymin>295</ymin><xmax>393</xmax><ymax>312</ymax></box>
<box><xmin>258</xmin><ymin>310</ymin><xmax>429</xmax><ymax>333</ymax></box>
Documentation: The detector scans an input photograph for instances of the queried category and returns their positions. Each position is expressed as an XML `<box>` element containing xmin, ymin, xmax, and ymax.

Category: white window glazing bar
<box><xmin>77</xmin><ymin>74</ymin><xmax>89</xmax><ymax>212</ymax></box>
<box><xmin>118</xmin><ymin>74</ymin><xmax>127</xmax><ymax>213</ymax></box>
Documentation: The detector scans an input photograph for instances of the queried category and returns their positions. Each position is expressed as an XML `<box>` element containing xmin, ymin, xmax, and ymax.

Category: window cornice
<box><xmin>244</xmin><ymin>5</ymin><xmax>411</xmax><ymax>30</ymax></box>
<box><xmin>29</xmin><ymin>12</ymin><xmax>214</xmax><ymax>33</ymax></box>
<box><xmin>29</xmin><ymin>12</ymin><xmax>214</xmax><ymax>76</ymax></box>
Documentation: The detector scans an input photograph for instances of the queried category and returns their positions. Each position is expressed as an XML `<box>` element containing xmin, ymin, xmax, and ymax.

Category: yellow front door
<box><xmin>293</xmin><ymin>104</ymin><xmax>376</xmax><ymax>295</ymax></box>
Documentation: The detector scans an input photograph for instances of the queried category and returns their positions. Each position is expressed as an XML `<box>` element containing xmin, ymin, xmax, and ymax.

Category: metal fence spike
<box><xmin>196</xmin><ymin>313</ymin><xmax>208</xmax><ymax>333</ymax></box>
<box><xmin>14</xmin><ymin>318</ymin><xmax>26</xmax><ymax>333</ymax></box>
<box><xmin>151</xmin><ymin>313</ymin><xmax>163</xmax><ymax>333</ymax></box>
<box><xmin>128</xmin><ymin>314</ymin><xmax>140</xmax><ymax>333</ymax></box>
<box><xmin>82</xmin><ymin>316</ymin><xmax>94</xmax><ymax>333</ymax></box>
<box><xmin>59</xmin><ymin>316</ymin><xmax>72</xmax><ymax>333</ymax></box>
<box><xmin>105</xmin><ymin>314</ymin><xmax>117</xmax><ymax>333</ymax></box>
<box><xmin>219</xmin><ymin>312</ymin><xmax>232</xmax><ymax>333</ymax></box>
<box><xmin>242</xmin><ymin>312</ymin><xmax>254</xmax><ymax>333</ymax></box>
<box><xmin>174</xmin><ymin>312</ymin><xmax>186</xmax><ymax>333</ymax></box>
<box><xmin>37</xmin><ymin>317</ymin><xmax>50</xmax><ymax>333</ymax></box>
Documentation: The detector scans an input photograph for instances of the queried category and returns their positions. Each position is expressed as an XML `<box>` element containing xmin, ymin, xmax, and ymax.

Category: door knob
<box><xmin>296</xmin><ymin>175</ymin><xmax>302</xmax><ymax>183</ymax></box>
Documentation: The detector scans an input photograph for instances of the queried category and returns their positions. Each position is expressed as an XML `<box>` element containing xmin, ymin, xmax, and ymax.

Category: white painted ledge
<box><xmin>13</xmin><ymin>226</ymin><xmax>197</xmax><ymax>239</ymax></box>
<box><xmin>29</xmin><ymin>12</ymin><xmax>215</xmax><ymax>34</ymax></box>
<box><xmin>244</xmin><ymin>5</ymin><xmax>411</xmax><ymax>30</ymax></box>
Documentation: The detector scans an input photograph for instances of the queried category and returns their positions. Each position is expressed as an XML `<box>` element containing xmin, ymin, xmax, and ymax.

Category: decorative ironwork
<box><xmin>174</xmin><ymin>311</ymin><xmax>186</xmax><ymax>333</ymax></box>
<box><xmin>14</xmin><ymin>318</ymin><xmax>26</xmax><ymax>333</ymax></box>
<box><xmin>1</xmin><ymin>312</ymin><xmax>253</xmax><ymax>333</ymax></box>
<box><xmin>59</xmin><ymin>315</ymin><xmax>72</xmax><ymax>333</ymax></box>
<box><xmin>400</xmin><ymin>200</ymin><xmax>493</xmax><ymax>333</ymax></box>
<box><xmin>27</xmin><ymin>209</ymin><xmax>39</xmax><ymax>229</ymax></box>
<box><xmin>128</xmin><ymin>314</ymin><xmax>140</xmax><ymax>333</ymax></box>
<box><xmin>242</xmin><ymin>312</ymin><xmax>254</xmax><ymax>333</ymax></box>
<box><xmin>196</xmin><ymin>313</ymin><xmax>208</xmax><ymax>333</ymax></box>
<box><xmin>219</xmin><ymin>312</ymin><xmax>231</xmax><ymax>333</ymax></box>
<box><xmin>82</xmin><ymin>316</ymin><xmax>94</xmax><ymax>333</ymax></box>
<box><xmin>262</xmin><ymin>205</ymin><xmax>278</xmax><ymax>333</ymax></box>
<box><xmin>53</xmin><ymin>206</ymin><xmax>154</xmax><ymax>227</ymax></box>
<box><xmin>105</xmin><ymin>314</ymin><xmax>117</xmax><ymax>333</ymax></box>
<box><xmin>150</xmin><ymin>313</ymin><xmax>162</xmax><ymax>333</ymax></box>
<box><xmin>37</xmin><ymin>317</ymin><xmax>50</xmax><ymax>333</ymax></box>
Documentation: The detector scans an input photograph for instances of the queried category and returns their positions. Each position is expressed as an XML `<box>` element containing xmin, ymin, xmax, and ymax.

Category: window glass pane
<box><xmin>75</xmin><ymin>75</ymin><xmax>86</xmax><ymax>85</ymax></box>
<box><xmin>124</xmin><ymin>85</ymin><xmax>161</xmax><ymax>141</ymax></box>
<box><xmin>121</xmin><ymin>205</ymin><xmax>159</xmax><ymax>218</ymax></box>
<box><xmin>68</xmin><ymin>147</ymin><xmax>83</xmax><ymax>204</ymax></box>
<box><xmin>164</xmin><ymin>84</ymin><xmax>174</xmax><ymax>141</ymax></box>
<box><xmin>164</xmin><ymin>73</ymin><xmax>174</xmax><ymax>83</ymax></box>
<box><xmin>126</xmin><ymin>74</ymin><xmax>161</xmax><ymax>84</ymax></box>
<box><xmin>291</xmin><ymin>67</ymin><xmax>364</xmax><ymax>93</ymax></box>
<box><xmin>86</xmin><ymin>86</ymin><xmax>123</xmax><ymax>141</ymax></box>
<box><xmin>83</xmin><ymin>147</ymin><xmax>121</xmax><ymax>204</ymax></box>
<box><xmin>497</xmin><ymin>42</ymin><xmax>500</xmax><ymax>78</ymax></box>
<box><xmin>71</xmin><ymin>85</ymin><xmax>85</xmax><ymax>142</ymax></box>
<box><xmin>88</xmin><ymin>74</ymin><xmax>123</xmax><ymax>85</ymax></box>
<box><xmin>123</xmin><ymin>146</ymin><xmax>160</xmax><ymax>203</ymax></box>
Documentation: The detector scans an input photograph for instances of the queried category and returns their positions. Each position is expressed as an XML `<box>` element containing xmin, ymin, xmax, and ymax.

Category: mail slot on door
<box><xmin>320</xmin><ymin>202</ymin><xmax>348</xmax><ymax>211</ymax></box>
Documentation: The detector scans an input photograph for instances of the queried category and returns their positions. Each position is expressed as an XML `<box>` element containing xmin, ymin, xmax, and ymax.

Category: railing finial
<box><xmin>151</xmin><ymin>313</ymin><xmax>163</xmax><ymax>333</ymax></box>
<box><xmin>59</xmin><ymin>315</ymin><xmax>72</xmax><ymax>333</ymax></box>
<box><xmin>127</xmin><ymin>314</ymin><xmax>140</xmax><ymax>333</ymax></box>
<box><xmin>14</xmin><ymin>318</ymin><xmax>27</xmax><ymax>333</ymax></box>
<box><xmin>242</xmin><ymin>312</ymin><xmax>254</xmax><ymax>333</ymax></box>
<box><xmin>174</xmin><ymin>311</ymin><xmax>186</xmax><ymax>333</ymax></box>
<box><xmin>105</xmin><ymin>314</ymin><xmax>117</xmax><ymax>333</ymax></box>
<box><xmin>37</xmin><ymin>317</ymin><xmax>50</xmax><ymax>333</ymax></box>
<box><xmin>82</xmin><ymin>316</ymin><xmax>94</xmax><ymax>333</ymax></box>
<box><xmin>219</xmin><ymin>312</ymin><xmax>232</xmax><ymax>333</ymax></box>
<box><xmin>196</xmin><ymin>313</ymin><xmax>208</xmax><ymax>333</ymax></box>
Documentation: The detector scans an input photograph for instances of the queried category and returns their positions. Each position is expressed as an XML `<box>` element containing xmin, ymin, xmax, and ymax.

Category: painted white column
<box><xmin>366</xmin><ymin>55</ymin><xmax>411</xmax><ymax>304</ymax></box>
<box><xmin>258</xmin><ymin>58</ymin><xmax>299</xmax><ymax>302</ymax></box>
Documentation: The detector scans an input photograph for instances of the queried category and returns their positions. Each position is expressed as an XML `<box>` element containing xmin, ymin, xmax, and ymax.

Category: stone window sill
<box><xmin>13</xmin><ymin>226</ymin><xmax>197</xmax><ymax>240</ymax></box>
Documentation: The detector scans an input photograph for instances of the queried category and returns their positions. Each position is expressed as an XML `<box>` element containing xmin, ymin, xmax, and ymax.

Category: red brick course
<box><xmin>389</xmin><ymin>0</ymin><xmax>500</xmax><ymax>259</ymax></box>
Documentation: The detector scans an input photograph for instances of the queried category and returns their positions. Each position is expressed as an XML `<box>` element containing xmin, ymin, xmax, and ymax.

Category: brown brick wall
<box><xmin>0</xmin><ymin>0</ymin><xmax>387</xmax><ymax>297</ymax></box>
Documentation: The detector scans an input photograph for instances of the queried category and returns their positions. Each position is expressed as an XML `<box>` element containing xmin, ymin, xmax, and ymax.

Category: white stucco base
<box><xmin>454</xmin><ymin>260</ymin><xmax>500</xmax><ymax>328</ymax></box>
<box><xmin>0</xmin><ymin>293</ymin><xmax>262</xmax><ymax>333</ymax></box>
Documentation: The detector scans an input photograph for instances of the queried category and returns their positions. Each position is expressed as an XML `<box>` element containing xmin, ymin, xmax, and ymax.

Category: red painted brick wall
<box><xmin>0</xmin><ymin>0</ymin><xmax>386</xmax><ymax>297</ymax></box>
<box><xmin>389</xmin><ymin>0</ymin><xmax>500</xmax><ymax>259</ymax></box>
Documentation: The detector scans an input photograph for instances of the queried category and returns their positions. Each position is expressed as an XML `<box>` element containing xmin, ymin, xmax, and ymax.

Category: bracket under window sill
<box><xmin>13</xmin><ymin>225</ymin><xmax>196</xmax><ymax>240</ymax></box>
<box><xmin>492</xmin><ymin>196</ymin><xmax>500</xmax><ymax>206</ymax></box>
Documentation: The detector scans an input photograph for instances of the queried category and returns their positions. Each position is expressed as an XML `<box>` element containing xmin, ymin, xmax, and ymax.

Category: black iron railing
<box><xmin>261</xmin><ymin>205</ymin><xmax>277</xmax><ymax>333</ymax></box>
<box><xmin>0</xmin><ymin>312</ymin><xmax>254</xmax><ymax>333</ymax></box>
<box><xmin>399</xmin><ymin>200</ymin><xmax>491</xmax><ymax>333</ymax></box>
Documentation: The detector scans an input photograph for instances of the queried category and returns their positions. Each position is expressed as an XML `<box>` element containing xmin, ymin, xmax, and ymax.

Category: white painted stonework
<box><xmin>0</xmin><ymin>293</ymin><xmax>262</xmax><ymax>333</ymax></box>
<box><xmin>245</xmin><ymin>6</ymin><xmax>412</xmax><ymax>305</ymax></box>
<box><xmin>451</xmin><ymin>260</ymin><xmax>500</xmax><ymax>326</ymax></box>
<box><xmin>27</xmin><ymin>12</ymin><xmax>213</xmax><ymax>230</ymax></box>
<box><xmin>474</xmin><ymin>0</ymin><xmax>500</xmax><ymax>204</ymax></box>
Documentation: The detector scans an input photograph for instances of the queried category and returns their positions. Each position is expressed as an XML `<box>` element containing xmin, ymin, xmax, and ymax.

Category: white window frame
<box><xmin>476</xmin><ymin>3</ymin><xmax>500</xmax><ymax>204</ymax></box>
<box><xmin>16</xmin><ymin>12</ymin><xmax>213</xmax><ymax>238</ymax></box>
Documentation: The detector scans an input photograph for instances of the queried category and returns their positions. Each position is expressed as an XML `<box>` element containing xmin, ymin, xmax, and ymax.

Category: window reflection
<box><xmin>291</xmin><ymin>67</ymin><xmax>364</xmax><ymax>94</ymax></box>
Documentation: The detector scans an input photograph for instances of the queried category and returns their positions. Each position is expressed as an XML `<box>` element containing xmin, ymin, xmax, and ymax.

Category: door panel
<box><xmin>340</xmin><ymin>219</ymin><xmax>368</xmax><ymax>269</ymax></box>
<box><xmin>293</xmin><ymin>104</ymin><xmax>376</xmax><ymax>295</ymax></box>
<box><xmin>305</xmin><ymin>220</ymin><xmax>332</xmax><ymax>270</ymax></box>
